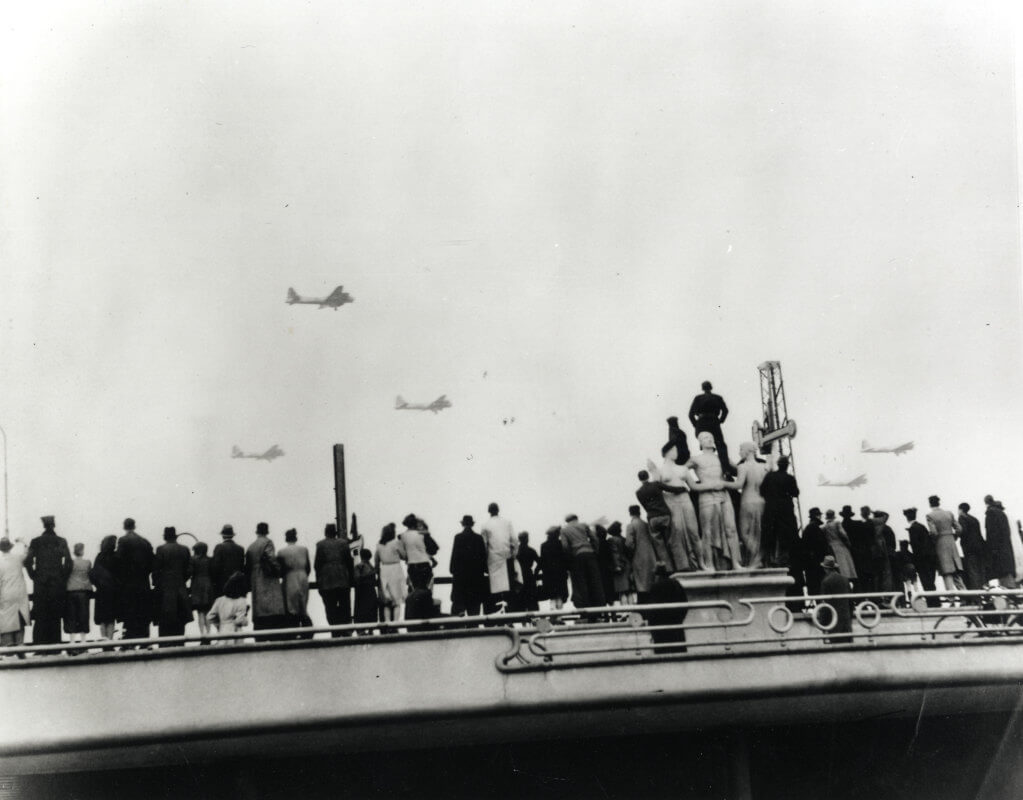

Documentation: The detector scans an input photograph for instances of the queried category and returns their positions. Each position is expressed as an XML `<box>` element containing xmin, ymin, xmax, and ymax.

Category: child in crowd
<box><xmin>207</xmin><ymin>571</ymin><xmax>249</xmax><ymax>643</ymax></box>
<box><xmin>353</xmin><ymin>548</ymin><xmax>379</xmax><ymax>633</ymax></box>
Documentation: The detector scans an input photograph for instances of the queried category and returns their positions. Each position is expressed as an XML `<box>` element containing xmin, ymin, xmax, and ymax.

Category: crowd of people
<box><xmin>0</xmin><ymin>381</ymin><xmax>1017</xmax><ymax>653</ymax></box>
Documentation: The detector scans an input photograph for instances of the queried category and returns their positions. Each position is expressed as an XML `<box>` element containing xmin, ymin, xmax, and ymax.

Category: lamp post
<box><xmin>0</xmin><ymin>424</ymin><xmax>7</xmax><ymax>539</ymax></box>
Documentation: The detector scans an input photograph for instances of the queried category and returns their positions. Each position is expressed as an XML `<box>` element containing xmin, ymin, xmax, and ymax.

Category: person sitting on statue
<box><xmin>663</xmin><ymin>417</ymin><xmax>691</xmax><ymax>466</ymax></box>
<box><xmin>658</xmin><ymin>449</ymin><xmax>706</xmax><ymax>571</ymax></box>
<box><xmin>687</xmin><ymin>381</ymin><xmax>734</xmax><ymax>478</ymax></box>
<box><xmin>733</xmin><ymin>442</ymin><xmax>768</xmax><ymax>569</ymax></box>
<box><xmin>635</xmin><ymin>470</ymin><xmax>691</xmax><ymax>573</ymax></box>
<box><xmin>683</xmin><ymin>432</ymin><xmax>742</xmax><ymax>571</ymax></box>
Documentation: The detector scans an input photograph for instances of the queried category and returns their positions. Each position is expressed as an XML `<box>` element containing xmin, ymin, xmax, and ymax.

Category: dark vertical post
<box><xmin>333</xmin><ymin>444</ymin><xmax>347</xmax><ymax>538</ymax></box>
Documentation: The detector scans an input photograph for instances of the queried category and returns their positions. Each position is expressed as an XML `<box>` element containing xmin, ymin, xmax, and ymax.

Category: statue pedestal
<box><xmin>673</xmin><ymin>569</ymin><xmax>795</xmax><ymax>653</ymax></box>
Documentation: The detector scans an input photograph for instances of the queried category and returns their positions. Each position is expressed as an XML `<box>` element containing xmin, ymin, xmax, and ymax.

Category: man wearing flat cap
<box><xmin>25</xmin><ymin>515</ymin><xmax>72</xmax><ymax>645</ymax></box>
<box><xmin>116</xmin><ymin>517</ymin><xmax>154</xmax><ymax>642</ymax></box>
<box><xmin>211</xmin><ymin>524</ymin><xmax>246</xmax><ymax>600</ymax></box>
<box><xmin>449</xmin><ymin>515</ymin><xmax>488</xmax><ymax>616</ymax></box>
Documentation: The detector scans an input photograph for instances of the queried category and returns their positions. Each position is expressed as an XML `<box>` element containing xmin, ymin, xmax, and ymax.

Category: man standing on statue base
<box><xmin>684</xmin><ymin>432</ymin><xmax>742</xmax><ymax>570</ymax></box>
<box><xmin>688</xmin><ymin>381</ymin><xmax>733</xmax><ymax>478</ymax></box>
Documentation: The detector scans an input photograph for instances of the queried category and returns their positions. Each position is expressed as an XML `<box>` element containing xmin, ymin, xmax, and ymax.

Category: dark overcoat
<box><xmin>153</xmin><ymin>541</ymin><xmax>193</xmax><ymax>631</ymax></box>
<box><xmin>449</xmin><ymin>530</ymin><xmax>488</xmax><ymax>612</ymax></box>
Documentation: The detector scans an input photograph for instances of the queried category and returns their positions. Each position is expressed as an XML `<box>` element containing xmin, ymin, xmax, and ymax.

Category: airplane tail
<box><xmin>861</xmin><ymin>440</ymin><xmax>869</xmax><ymax>450</ymax></box>
<box><xmin>286</xmin><ymin>288</ymin><xmax>300</xmax><ymax>304</ymax></box>
<box><xmin>231</xmin><ymin>445</ymin><xmax>243</xmax><ymax>458</ymax></box>
<box><xmin>818</xmin><ymin>474</ymin><xmax>827</xmax><ymax>485</ymax></box>
<box><xmin>395</xmin><ymin>396</ymin><xmax>407</xmax><ymax>409</ymax></box>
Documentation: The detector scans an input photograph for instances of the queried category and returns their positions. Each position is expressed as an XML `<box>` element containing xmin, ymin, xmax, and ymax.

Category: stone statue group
<box><xmin>640</xmin><ymin>383</ymin><xmax>800</xmax><ymax>573</ymax></box>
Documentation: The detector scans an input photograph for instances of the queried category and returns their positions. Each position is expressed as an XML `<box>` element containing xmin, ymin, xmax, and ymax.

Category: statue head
<box><xmin>698</xmin><ymin>431</ymin><xmax>715</xmax><ymax>450</ymax></box>
<box><xmin>739</xmin><ymin>441</ymin><xmax>757</xmax><ymax>460</ymax></box>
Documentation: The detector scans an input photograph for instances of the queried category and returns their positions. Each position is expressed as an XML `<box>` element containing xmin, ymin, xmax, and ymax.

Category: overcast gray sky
<box><xmin>2</xmin><ymin>1</ymin><xmax>1021</xmax><ymax>559</ymax></box>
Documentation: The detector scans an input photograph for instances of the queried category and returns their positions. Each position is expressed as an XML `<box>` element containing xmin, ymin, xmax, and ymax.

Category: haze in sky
<box><xmin>2</xmin><ymin>2</ymin><xmax>1021</xmax><ymax>565</ymax></box>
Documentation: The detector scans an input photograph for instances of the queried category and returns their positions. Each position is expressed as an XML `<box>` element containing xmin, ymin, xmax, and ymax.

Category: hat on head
<box><xmin>163</xmin><ymin>526</ymin><xmax>177</xmax><ymax>541</ymax></box>
<box><xmin>123</xmin><ymin>517</ymin><xmax>135</xmax><ymax>530</ymax></box>
<box><xmin>872</xmin><ymin>510</ymin><xmax>888</xmax><ymax>519</ymax></box>
<box><xmin>821</xmin><ymin>555</ymin><xmax>840</xmax><ymax>571</ymax></box>
<box><xmin>0</xmin><ymin>538</ymin><xmax>11</xmax><ymax>553</ymax></box>
<box><xmin>220</xmin><ymin>524</ymin><xmax>235</xmax><ymax>538</ymax></box>
<box><xmin>902</xmin><ymin>508</ymin><xmax>916</xmax><ymax>517</ymax></box>
<box><xmin>667</xmin><ymin>416</ymin><xmax>678</xmax><ymax>424</ymax></box>
<box><xmin>256</xmin><ymin>522</ymin><xmax>269</xmax><ymax>535</ymax></box>
<box><xmin>808</xmin><ymin>507</ymin><xmax>821</xmax><ymax>517</ymax></box>
<box><xmin>825</xmin><ymin>509</ymin><xmax>836</xmax><ymax>519</ymax></box>
<box><xmin>460</xmin><ymin>515</ymin><xmax>474</xmax><ymax>527</ymax></box>
<box><xmin>41</xmin><ymin>515</ymin><xmax>55</xmax><ymax>527</ymax></box>
<box><xmin>839</xmin><ymin>506</ymin><xmax>855</xmax><ymax>518</ymax></box>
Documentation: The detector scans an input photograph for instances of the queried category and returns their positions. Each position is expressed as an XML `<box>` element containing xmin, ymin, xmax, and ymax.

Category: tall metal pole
<box><xmin>333</xmin><ymin>444</ymin><xmax>347</xmax><ymax>538</ymax></box>
<box><xmin>0</xmin><ymin>424</ymin><xmax>7</xmax><ymax>539</ymax></box>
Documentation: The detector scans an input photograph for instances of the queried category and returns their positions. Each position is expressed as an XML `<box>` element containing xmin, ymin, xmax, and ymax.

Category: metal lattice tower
<box><xmin>753</xmin><ymin>360</ymin><xmax>801</xmax><ymax>522</ymax></box>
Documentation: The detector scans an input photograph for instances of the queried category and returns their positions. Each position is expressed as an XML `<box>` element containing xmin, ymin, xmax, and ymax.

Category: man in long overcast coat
<box><xmin>449</xmin><ymin>515</ymin><xmax>488</xmax><ymax>616</ymax></box>
<box><xmin>211</xmin><ymin>524</ymin><xmax>246</xmax><ymax>598</ymax></box>
<box><xmin>25</xmin><ymin>515</ymin><xmax>72</xmax><ymax>644</ymax></box>
<box><xmin>117</xmin><ymin>517</ymin><xmax>154</xmax><ymax>642</ymax></box>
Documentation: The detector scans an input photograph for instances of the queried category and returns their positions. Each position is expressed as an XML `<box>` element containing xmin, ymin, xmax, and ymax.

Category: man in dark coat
<box><xmin>843</xmin><ymin>505</ymin><xmax>873</xmax><ymax>593</ymax></box>
<box><xmin>449</xmin><ymin>515</ymin><xmax>488</xmax><ymax>617</ymax></box>
<box><xmin>801</xmin><ymin>507</ymin><xmax>828</xmax><ymax>596</ymax></box>
<box><xmin>820</xmin><ymin>555</ymin><xmax>852</xmax><ymax>644</ymax></box>
<box><xmin>210</xmin><ymin>524</ymin><xmax>246</xmax><ymax>599</ymax></box>
<box><xmin>314</xmin><ymin>522</ymin><xmax>354</xmax><ymax>636</ymax></box>
<box><xmin>25</xmin><ymin>515</ymin><xmax>72</xmax><ymax>645</ymax></box>
<box><xmin>663</xmin><ymin>416</ymin><xmax>690</xmax><ymax>466</ymax></box>
<box><xmin>538</xmin><ymin>525</ymin><xmax>570</xmax><ymax>609</ymax></box>
<box><xmin>904</xmin><ymin>507</ymin><xmax>938</xmax><ymax>607</ymax></box>
<box><xmin>635</xmin><ymin>470</ymin><xmax>690</xmax><ymax>572</ymax></box>
<box><xmin>957</xmin><ymin>503</ymin><xmax>987</xmax><ymax>591</ymax></box>
<box><xmin>152</xmin><ymin>527</ymin><xmax>192</xmax><ymax>642</ymax></box>
<box><xmin>869</xmin><ymin>511</ymin><xmax>895</xmax><ymax>593</ymax></box>
<box><xmin>116</xmin><ymin>517</ymin><xmax>154</xmax><ymax>642</ymax></box>
<box><xmin>760</xmin><ymin>456</ymin><xmax>800</xmax><ymax>568</ymax></box>
<box><xmin>642</xmin><ymin>564</ymin><xmax>688</xmax><ymax>654</ymax></box>
<box><xmin>984</xmin><ymin>496</ymin><xmax>1017</xmax><ymax>588</ymax></box>
<box><xmin>516</xmin><ymin>531</ymin><xmax>541</xmax><ymax>612</ymax></box>
<box><xmin>687</xmin><ymin>381</ymin><xmax>732</xmax><ymax>477</ymax></box>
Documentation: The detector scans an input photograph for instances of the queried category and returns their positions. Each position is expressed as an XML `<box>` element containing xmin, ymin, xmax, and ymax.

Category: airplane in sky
<box><xmin>285</xmin><ymin>286</ymin><xmax>354</xmax><ymax>309</ymax></box>
<box><xmin>232</xmin><ymin>444</ymin><xmax>285</xmax><ymax>462</ymax></box>
<box><xmin>861</xmin><ymin>440</ymin><xmax>914</xmax><ymax>456</ymax></box>
<box><xmin>395</xmin><ymin>395</ymin><xmax>451</xmax><ymax>414</ymax></box>
<box><xmin>818</xmin><ymin>473</ymin><xmax>868</xmax><ymax>489</ymax></box>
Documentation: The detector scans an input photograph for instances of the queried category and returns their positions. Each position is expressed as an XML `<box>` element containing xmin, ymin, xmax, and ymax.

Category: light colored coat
<box><xmin>481</xmin><ymin>515</ymin><xmax>517</xmax><ymax>594</ymax></box>
<box><xmin>278</xmin><ymin>544</ymin><xmax>310</xmax><ymax>617</ymax></box>
<box><xmin>245</xmin><ymin>536</ymin><xmax>285</xmax><ymax>619</ymax></box>
<box><xmin>0</xmin><ymin>542</ymin><xmax>29</xmax><ymax>634</ymax></box>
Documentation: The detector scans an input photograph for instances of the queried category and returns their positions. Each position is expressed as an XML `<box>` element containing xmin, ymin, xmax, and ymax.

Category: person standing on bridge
<box><xmin>63</xmin><ymin>543</ymin><xmax>93</xmax><ymax>648</ymax></box>
<box><xmin>926</xmin><ymin>496</ymin><xmax>964</xmax><ymax>593</ymax></box>
<box><xmin>0</xmin><ymin>536</ymin><xmax>30</xmax><ymax>649</ymax></box>
<box><xmin>481</xmin><ymin>503</ymin><xmax>518</xmax><ymax>612</ymax></box>
<box><xmin>89</xmin><ymin>535</ymin><xmax>120</xmax><ymax>641</ymax></box>
<box><xmin>246</xmin><ymin>522</ymin><xmax>286</xmax><ymax>637</ymax></box>
<box><xmin>279</xmin><ymin>529</ymin><xmax>311</xmax><ymax>632</ymax></box>
<box><xmin>800</xmin><ymin>508</ymin><xmax>828</xmax><ymax>596</ymax></box>
<box><xmin>189</xmin><ymin>541</ymin><xmax>213</xmax><ymax>640</ymax></box>
<box><xmin>316</xmin><ymin>523</ymin><xmax>355</xmax><ymax>635</ymax></box>
<box><xmin>841</xmin><ymin>506</ymin><xmax>872</xmax><ymax>593</ymax></box>
<box><xmin>957</xmin><ymin>503</ymin><xmax>987</xmax><ymax>591</ymax></box>
<box><xmin>820</xmin><ymin>555</ymin><xmax>852</xmax><ymax>643</ymax></box>
<box><xmin>210</xmin><ymin>524</ymin><xmax>246</xmax><ymax>600</ymax></box>
<box><xmin>626</xmin><ymin>505</ymin><xmax>659</xmax><ymax>603</ymax></box>
<box><xmin>152</xmin><ymin>527</ymin><xmax>192</xmax><ymax>643</ymax></box>
<box><xmin>822</xmin><ymin>510</ymin><xmax>856</xmax><ymax>586</ymax></box>
<box><xmin>984</xmin><ymin>496</ymin><xmax>1017</xmax><ymax>589</ymax></box>
<box><xmin>688</xmin><ymin>380</ymin><xmax>733</xmax><ymax>478</ymax></box>
<box><xmin>759</xmin><ymin>456</ymin><xmax>800</xmax><ymax>569</ymax></box>
<box><xmin>449</xmin><ymin>515</ymin><xmax>488</xmax><ymax>617</ymax></box>
<box><xmin>559</xmin><ymin>515</ymin><xmax>605</xmax><ymax>609</ymax></box>
<box><xmin>375</xmin><ymin>523</ymin><xmax>405</xmax><ymax>624</ymax></box>
<box><xmin>116</xmin><ymin>518</ymin><xmax>153</xmax><ymax>643</ymax></box>
<box><xmin>903</xmin><ymin>508</ymin><xmax>938</xmax><ymax>606</ymax></box>
<box><xmin>26</xmin><ymin>515</ymin><xmax>72</xmax><ymax>645</ymax></box>
<box><xmin>538</xmin><ymin>526</ymin><xmax>570</xmax><ymax>610</ymax></box>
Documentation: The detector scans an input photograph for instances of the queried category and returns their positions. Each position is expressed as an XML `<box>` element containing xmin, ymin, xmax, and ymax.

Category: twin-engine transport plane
<box><xmin>232</xmin><ymin>445</ymin><xmax>284</xmax><ymax>462</ymax></box>
<box><xmin>286</xmin><ymin>286</ymin><xmax>354</xmax><ymax>309</ymax></box>
<box><xmin>818</xmin><ymin>473</ymin><xmax>868</xmax><ymax>489</ymax></box>
<box><xmin>395</xmin><ymin>395</ymin><xmax>451</xmax><ymax>414</ymax></box>
<box><xmin>861</xmin><ymin>440</ymin><xmax>914</xmax><ymax>455</ymax></box>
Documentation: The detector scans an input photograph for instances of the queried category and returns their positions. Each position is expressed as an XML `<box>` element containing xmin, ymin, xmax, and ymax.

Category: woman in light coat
<box><xmin>0</xmin><ymin>537</ymin><xmax>30</xmax><ymax>648</ymax></box>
